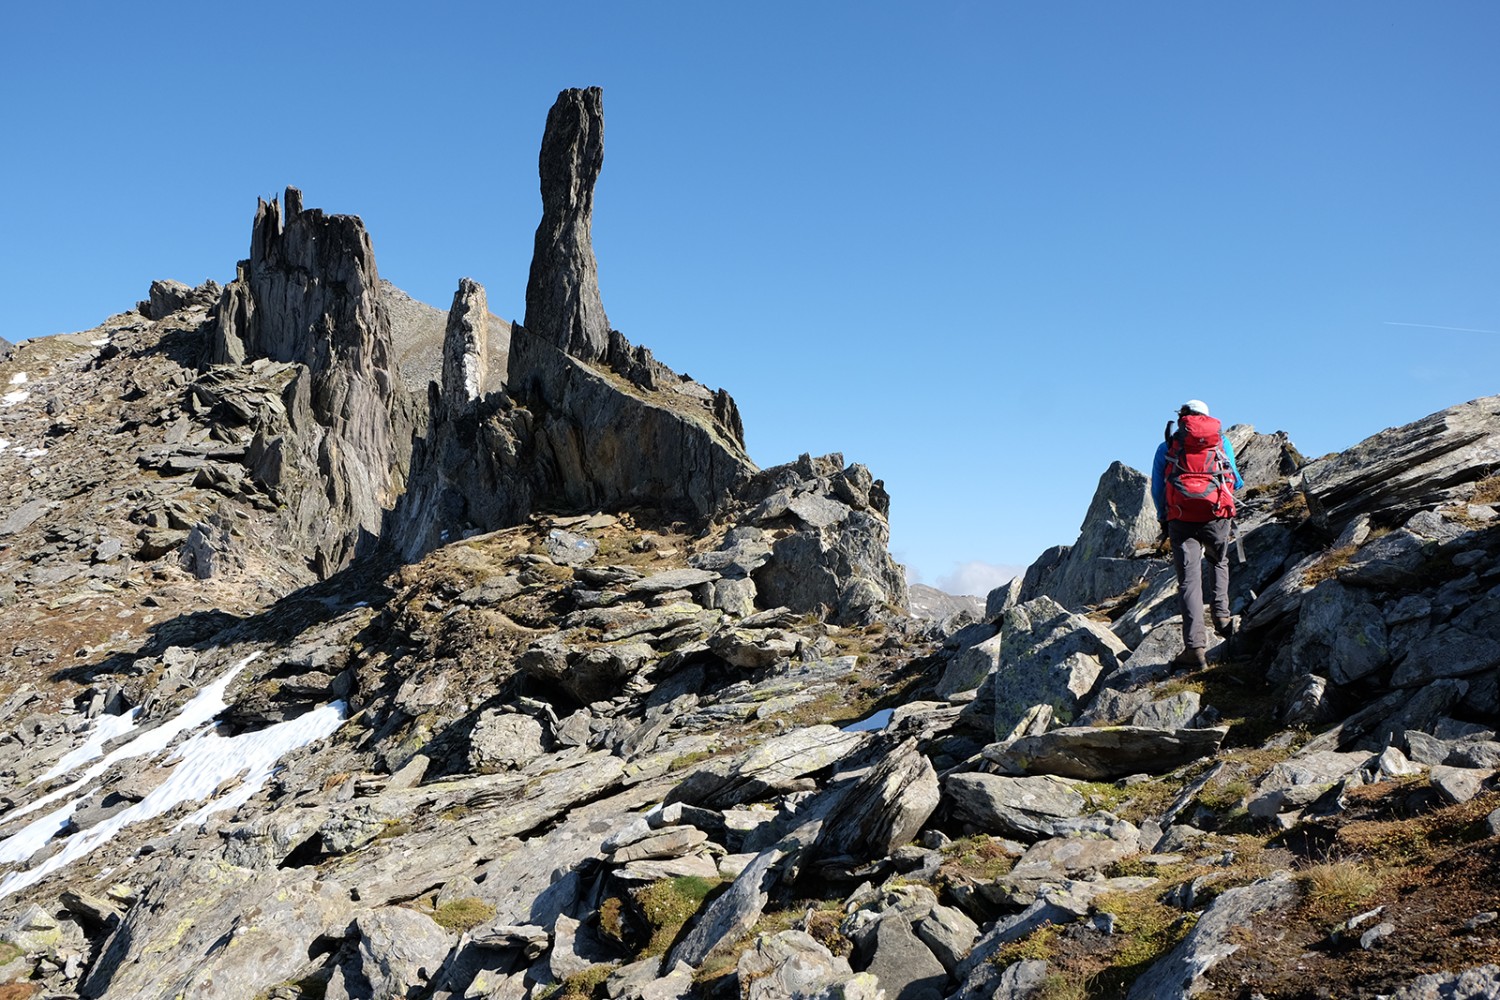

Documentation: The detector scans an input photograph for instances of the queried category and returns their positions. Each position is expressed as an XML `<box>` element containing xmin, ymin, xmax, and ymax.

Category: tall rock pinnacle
<box><xmin>524</xmin><ymin>87</ymin><xmax>610</xmax><ymax>362</ymax></box>
<box><xmin>441</xmin><ymin>277</ymin><xmax>489</xmax><ymax>418</ymax></box>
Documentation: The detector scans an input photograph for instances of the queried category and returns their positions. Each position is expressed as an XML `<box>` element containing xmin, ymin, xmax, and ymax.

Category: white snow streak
<box><xmin>36</xmin><ymin>708</ymin><xmax>143</xmax><ymax>783</ymax></box>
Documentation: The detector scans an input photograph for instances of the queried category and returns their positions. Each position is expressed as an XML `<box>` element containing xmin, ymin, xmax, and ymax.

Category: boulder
<box><xmin>812</xmin><ymin>737</ymin><xmax>940</xmax><ymax>861</ymax></box>
<box><xmin>468</xmin><ymin>712</ymin><xmax>546</xmax><ymax>774</ymax></box>
<box><xmin>747</xmin><ymin>456</ymin><xmax>909</xmax><ymax>623</ymax></box>
<box><xmin>993</xmin><ymin>597</ymin><xmax>1129</xmax><ymax>740</ymax></box>
<box><xmin>327</xmin><ymin>908</ymin><xmax>454</xmax><ymax>1000</ymax></box>
<box><xmin>938</xmin><ymin>629</ymin><xmax>1001</xmax><ymax>699</ymax></box>
<box><xmin>1224</xmin><ymin>424</ymin><xmax>1305</xmax><ymax>488</ymax></box>
<box><xmin>943</xmin><ymin>772</ymin><xmax>1086</xmax><ymax>839</ymax></box>
<box><xmin>736</xmin><ymin>930</ymin><xmax>855</xmax><ymax>1000</ymax></box>
<box><xmin>983</xmin><ymin>726</ymin><xmax>1228</xmax><ymax>781</ymax></box>
<box><xmin>860</xmin><ymin>915</ymin><xmax>948</xmax><ymax>1000</ymax></box>
<box><xmin>666</xmin><ymin>725</ymin><xmax>866</xmax><ymax>810</ymax></box>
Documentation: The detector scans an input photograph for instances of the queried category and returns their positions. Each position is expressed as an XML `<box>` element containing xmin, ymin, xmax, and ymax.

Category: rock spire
<box><xmin>209</xmin><ymin>187</ymin><xmax>414</xmax><ymax>575</ymax></box>
<box><xmin>524</xmin><ymin>87</ymin><xmax>611</xmax><ymax>362</ymax></box>
<box><xmin>440</xmin><ymin>277</ymin><xmax>489</xmax><ymax>417</ymax></box>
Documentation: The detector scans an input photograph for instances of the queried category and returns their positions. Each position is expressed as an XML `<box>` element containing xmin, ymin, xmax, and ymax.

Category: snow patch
<box><xmin>0</xmin><ymin>652</ymin><xmax>347</xmax><ymax>899</ymax></box>
<box><xmin>1</xmin><ymin>390</ymin><xmax>28</xmax><ymax>407</ymax></box>
<box><xmin>842</xmin><ymin>708</ymin><xmax>893</xmax><ymax>733</ymax></box>
<box><xmin>7</xmin><ymin>372</ymin><xmax>25</xmax><ymax>385</ymax></box>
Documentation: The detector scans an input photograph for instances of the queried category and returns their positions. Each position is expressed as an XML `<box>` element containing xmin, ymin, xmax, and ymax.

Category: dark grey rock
<box><xmin>943</xmin><ymin>772</ymin><xmax>1086</xmax><ymax>838</ymax></box>
<box><xmin>811</xmin><ymin>737</ymin><xmax>939</xmax><ymax>861</ymax></box>
<box><xmin>1224</xmin><ymin>424</ymin><xmax>1305</xmax><ymax>488</ymax></box>
<box><xmin>861</xmin><ymin>915</ymin><xmax>947</xmax><ymax>1000</ymax></box>
<box><xmin>1289</xmin><ymin>581</ymin><xmax>1390</xmax><ymax>685</ymax></box>
<box><xmin>1392</xmin><ymin>587</ymin><xmax>1500</xmax><ymax>687</ymax></box>
<box><xmin>1299</xmin><ymin>394</ymin><xmax>1500</xmax><ymax>529</ymax></box>
<box><xmin>209</xmin><ymin>186</ymin><xmax>415</xmax><ymax>575</ymax></box>
<box><xmin>983</xmin><ymin>726</ymin><xmax>1227</xmax><ymax>781</ymax></box>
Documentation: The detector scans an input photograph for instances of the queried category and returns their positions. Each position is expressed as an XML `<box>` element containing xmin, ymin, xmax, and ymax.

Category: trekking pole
<box><xmin>1231</xmin><ymin>517</ymin><xmax>1246</xmax><ymax>564</ymax></box>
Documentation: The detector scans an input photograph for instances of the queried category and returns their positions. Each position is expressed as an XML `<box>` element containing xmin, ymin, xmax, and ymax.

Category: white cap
<box><xmin>1179</xmin><ymin>399</ymin><xmax>1210</xmax><ymax>416</ymax></box>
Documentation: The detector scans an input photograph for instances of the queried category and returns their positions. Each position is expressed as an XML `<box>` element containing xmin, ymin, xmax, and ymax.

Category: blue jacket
<box><xmin>1152</xmin><ymin>434</ymin><xmax>1244</xmax><ymax>521</ymax></box>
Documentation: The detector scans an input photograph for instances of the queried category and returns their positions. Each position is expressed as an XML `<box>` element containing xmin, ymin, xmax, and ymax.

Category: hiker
<box><xmin>1151</xmin><ymin>399</ymin><xmax>1244</xmax><ymax>669</ymax></box>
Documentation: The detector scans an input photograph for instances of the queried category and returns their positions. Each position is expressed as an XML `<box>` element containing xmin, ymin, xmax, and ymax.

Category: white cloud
<box><xmin>936</xmin><ymin>561</ymin><xmax>1024</xmax><ymax>598</ymax></box>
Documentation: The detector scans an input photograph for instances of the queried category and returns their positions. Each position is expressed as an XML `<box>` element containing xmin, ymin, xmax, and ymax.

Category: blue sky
<box><xmin>3</xmin><ymin>3</ymin><xmax>1497</xmax><ymax>595</ymax></box>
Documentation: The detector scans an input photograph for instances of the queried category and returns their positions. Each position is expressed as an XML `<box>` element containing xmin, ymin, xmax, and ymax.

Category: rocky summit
<box><xmin>0</xmin><ymin>89</ymin><xmax>1496</xmax><ymax>1000</ymax></box>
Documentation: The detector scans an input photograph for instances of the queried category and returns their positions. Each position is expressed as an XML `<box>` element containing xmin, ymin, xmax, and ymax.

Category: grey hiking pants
<box><xmin>1169</xmin><ymin>518</ymin><xmax>1232</xmax><ymax>651</ymax></box>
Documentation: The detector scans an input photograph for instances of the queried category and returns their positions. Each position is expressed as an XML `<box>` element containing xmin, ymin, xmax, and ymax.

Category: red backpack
<box><xmin>1164</xmin><ymin>413</ymin><xmax>1236</xmax><ymax>521</ymax></box>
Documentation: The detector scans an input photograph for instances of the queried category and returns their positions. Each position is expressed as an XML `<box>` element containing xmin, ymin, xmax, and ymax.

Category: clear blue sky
<box><xmin>4</xmin><ymin>3</ymin><xmax>1497</xmax><ymax>595</ymax></box>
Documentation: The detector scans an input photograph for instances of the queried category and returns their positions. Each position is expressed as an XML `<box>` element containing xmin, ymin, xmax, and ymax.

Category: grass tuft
<box><xmin>1299</xmin><ymin>861</ymin><xmax>1380</xmax><ymax>919</ymax></box>
<box><xmin>433</xmin><ymin>896</ymin><xmax>497</xmax><ymax>932</ymax></box>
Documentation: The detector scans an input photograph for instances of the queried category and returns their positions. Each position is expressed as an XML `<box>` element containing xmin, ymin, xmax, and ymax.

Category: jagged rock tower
<box><xmin>208</xmin><ymin>188</ymin><xmax>415</xmax><ymax>575</ymax></box>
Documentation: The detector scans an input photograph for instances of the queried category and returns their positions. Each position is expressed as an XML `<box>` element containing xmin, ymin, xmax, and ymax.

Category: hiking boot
<box><xmin>1172</xmin><ymin>647</ymin><xmax>1207</xmax><ymax>670</ymax></box>
<box><xmin>1213</xmin><ymin>615</ymin><xmax>1236</xmax><ymax>640</ymax></box>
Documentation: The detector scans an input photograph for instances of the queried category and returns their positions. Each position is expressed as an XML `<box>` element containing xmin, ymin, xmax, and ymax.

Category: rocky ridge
<box><xmin>0</xmin><ymin>88</ymin><xmax>1496</xmax><ymax>1000</ymax></box>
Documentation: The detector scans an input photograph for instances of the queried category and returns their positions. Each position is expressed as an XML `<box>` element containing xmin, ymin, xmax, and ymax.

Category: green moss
<box><xmin>433</xmin><ymin>897</ymin><xmax>498</xmax><ymax>932</ymax></box>
<box><xmin>634</xmin><ymin>876</ymin><xmax>722</xmax><ymax>957</ymax></box>
<box><xmin>667</xmin><ymin>749</ymin><xmax>714</xmax><ymax>772</ymax></box>
<box><xmin>989</xmin><ymin>923</ymin><xmax>1059</xmax><ymax>967</ymax></box>
<box><xmin>0</xmin><ymin>941</ymin><xmax>21</xmax><ymax>965</ymax></box>
<box><xmin>558</xmin><ymin>963</ymin><xmax>615</xmax><ymax>1000</ymax></box>
<box><xmin>374</xmin><ymin>819</ymin><xmax>411</xmax><ymax>841</ymax></box>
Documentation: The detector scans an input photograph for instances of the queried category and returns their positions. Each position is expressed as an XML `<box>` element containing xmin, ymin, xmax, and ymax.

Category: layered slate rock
<box><xmin>1127</xmin><ymin>873</ymin><xmax>1298</xmax><ymax>999</ymax></box>
<box><xmin>1299</xmin><ymin>394</ymin><xmax>1500</xmax><ymax>528</ymax></box>
<box><xmin>525</xmin><ymin>87</ymin><xmax>611</xmax><ymax>362</ymax></box>
<box><xmin>208</xmin><ymin>187</ymin><xmax>416</xmax><ymax>575</ymax></box>
<box><xmin>441</xmin><ymin>277</ymin><xmax>490</xmax><ymax>413</ymax></box>
<box><xmin>506</xmin><ymin>90</ymin><xmax>754</xmax><ymax>519</ymax></box>
<box><xmin>734</xmin><ymin>453</ymin><xmax>910</xmax><ymax>622</ymax></box>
